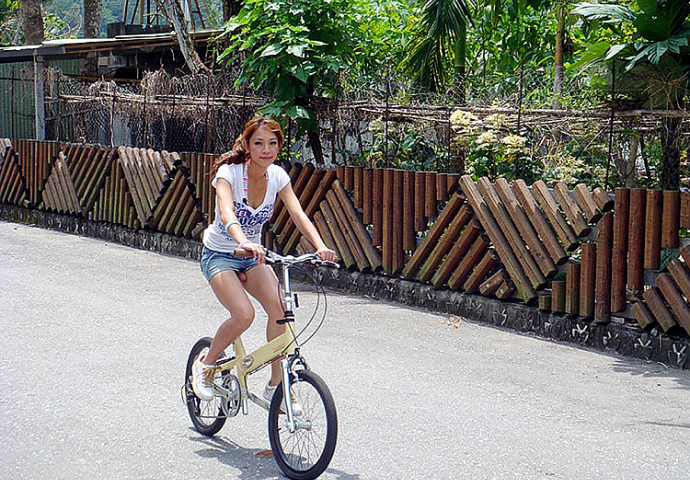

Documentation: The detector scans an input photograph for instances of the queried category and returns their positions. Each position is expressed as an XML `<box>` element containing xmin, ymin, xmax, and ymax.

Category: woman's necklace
<box><xmin>243</xmin><ymin>162</ymin><xmax>268</xmax><ymax>206</ymax></box>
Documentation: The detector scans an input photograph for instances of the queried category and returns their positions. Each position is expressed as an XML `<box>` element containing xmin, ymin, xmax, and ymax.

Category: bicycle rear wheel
<box><xmin>185</xmin><ymin>336</ymin><xmax>226</xmax><ymax>436</ymax></box>
<box><xmin>268</xmin><ymin>370</ymin><xmax>338</xmax><ymax>480</ymax></box>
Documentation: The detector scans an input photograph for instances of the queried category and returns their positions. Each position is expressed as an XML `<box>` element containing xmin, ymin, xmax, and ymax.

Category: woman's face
<box><xmin>245</xmin><ymin>126</ymin><xmax>281</xmax><ymax>168</ymax></box>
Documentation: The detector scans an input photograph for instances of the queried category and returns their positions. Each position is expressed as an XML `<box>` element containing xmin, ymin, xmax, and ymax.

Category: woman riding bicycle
<box><xmin>193</xmin><ymin>116</ymin><xmax>336</xmax><ymax>407</ymax></box>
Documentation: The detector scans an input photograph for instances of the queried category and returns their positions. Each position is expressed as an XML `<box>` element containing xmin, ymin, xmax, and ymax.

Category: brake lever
<box><xmin>311</xmin><ymin>259</ymin><xmax>340</xmax><ymax>269</ymax></box>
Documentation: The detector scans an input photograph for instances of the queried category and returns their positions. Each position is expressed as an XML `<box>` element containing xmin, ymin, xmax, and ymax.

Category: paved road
<box><xmin>2</xmin><ymin>220</ymin><xmax>690</xmax><ymax>480</ymax></box>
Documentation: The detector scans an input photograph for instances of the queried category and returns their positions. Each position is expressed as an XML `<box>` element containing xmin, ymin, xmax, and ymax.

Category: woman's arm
<box><xmin>279</xmin><ymin>183</ymin><xmax>337</xmax><ymax>261</ymax></box>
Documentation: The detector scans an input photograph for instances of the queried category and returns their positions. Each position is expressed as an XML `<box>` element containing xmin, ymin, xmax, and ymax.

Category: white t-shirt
<box><xmin>202</xmin><ymin>162</ymin><xmax>291</xmax><ymax>252</ymax></box>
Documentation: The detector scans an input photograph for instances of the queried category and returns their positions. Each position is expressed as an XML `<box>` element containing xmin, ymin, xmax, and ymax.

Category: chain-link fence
<box><xmin>5</xmin><ymin>65</ymin><xmax>689</xmax><ymax>189</ymax></box>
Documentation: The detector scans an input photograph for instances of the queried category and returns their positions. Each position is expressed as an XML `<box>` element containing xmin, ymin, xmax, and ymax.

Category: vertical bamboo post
<box><xmin>681</xmin><ymin>192</ymin><xmax>690</xmax><ymax>229</ymax></box>
<box><xmin>414</xmin><ymin>171</ymin><xmax>426</xmax><ymax>231</ymax></box>
<box><xmin>353</xmin><ymin>167</ymin><xmax>363</xmax><ymax>208</ymax></box>
<box><xmin>382</xmin><ymin>169</ymin><xmax>394</xmax><ymax>273</ymax></box>
<box><xmin>611</xmin><ymin>188</ymin><xmax>629</xmax><ymax>312</ymax></box>
<box><xmin>372</xmin><ymin>168</ymin><xmax>383</xmax><ymax>246</ymax></box>
<box><xmin>362</xmin><ymin>168</ymin><xmax>373</xmax><ymax>224</ymax></box>
<box><xmin>595</xmin><ymin>212</ymin><xmax>613</xmax><ymax>323</ymax></box>
<box><xmin>662</xmin><ymin>190</ymin><xmax>680</xmax><ymax>249</ymax></box>
<box><xmin>344</xmin><ymin>166</ymin><xmax>355</xmax><ymax>190</ymax></box>
<box><xmin>644</xmin><ymin>189</ymin><xmax>662</xmax><ymax>270</ymax></box>
<box><xmin>539</xmin><ymin>294</ymin><xmax>552</xmax><ymax>312</ymax></box>
<box><xmin>425</xmin><ymin>172</ymin><xmax>436</xmax><ymax>218</ymax></box>
<box><xmin>551</xmin><ymin>280</ymin><xmax>566</xmax><ymax>313</ymax></box>
<box><xmin>579</xmin><ymin>242</ymin><xmax>596</xmax><ymax>318</ymax></box>
<box><xmin>627</xmin><ymin>188</ymin><xmax>646</xmax><ymax>295</ymax></box>
<box><xmin>436</xmin><ymin>173</ymin><xmax>448</xmax><ymax>201</ymax></box>
<box><xmin>403</xmin><ymin>170</ymin><xmax>416</xmax><ymax>251</ymax></box>
<box><xmin>565</xmin><ymin>261</ymin><xmax>581</xmax><ymax>315</ymax></box>
<box><xmin>392</xmin><ymin>169</ymin><xmax>404</xmax><ymax>272</ymax></box>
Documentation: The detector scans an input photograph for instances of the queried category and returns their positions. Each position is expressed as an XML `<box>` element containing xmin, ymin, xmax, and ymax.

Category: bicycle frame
<box><xmin>207</xmin><ymin>260</ymin><xmax>304</xmax><ymax>429</ymax></box>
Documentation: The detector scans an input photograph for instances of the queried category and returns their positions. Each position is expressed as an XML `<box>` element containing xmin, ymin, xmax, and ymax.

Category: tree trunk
<box><xmin>552</xmin><ymin>6</ymin><xmax>565</xmax><ymax>110</ymax></box>
<box><xmin>223</xmin><ymin>0</ymin><xmax>242</xmax><ymax>21</ymax></box>
<box><xmin>307</xmin><ymin>129</ymin><xmax>325</xmax><ymax>164</ymax></box>
<box><xmin>624</xmin><ymin>134</ymin><xmax>638</xmax><ymax>187</ymax></box>
<box><xmin>661</xmin><ymin>116</ymin><xmax>682</xmax><ymax>190</ymax></box>
<box><xmin>157</xmin><ymin>0</ymin><xmax>210</xmax><ymax>74</ymax></box>
<box><xmin>303</xmin><ymin>78</ymin><xmax>324</xmax><ymax>164</ymax></box>
<box><xmin>82</xmin><ymin>0</ymin><xmax>103</xmax><ymax>76</ymax></box>
<box><xmin>452</xmin><ymin>21</ymin><xmax>467</xmax><ymax>105</ymax></box>
<box><xmin>21</xmin><ymin>0</ymin><xmax>44</xmax><ymax>45</ymax></box>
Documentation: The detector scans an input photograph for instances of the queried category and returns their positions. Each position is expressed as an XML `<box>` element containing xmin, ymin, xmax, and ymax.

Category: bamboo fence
<box><xmin>4</xmin><ymin>138</ymin><xmax>690</xmax><ymax>338</ymax></box>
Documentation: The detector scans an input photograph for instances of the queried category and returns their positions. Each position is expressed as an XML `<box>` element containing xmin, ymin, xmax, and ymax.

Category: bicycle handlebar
<box><xmin>232</xmin><ymin>248</ymin><xmax>340</xmax><ymax>269</ymax></box>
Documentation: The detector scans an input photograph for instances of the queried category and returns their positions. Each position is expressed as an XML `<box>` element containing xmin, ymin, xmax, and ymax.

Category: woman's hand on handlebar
<box><xmin>241</xmin><ymin>242</ymin><xmax>266</xmax><ymax>264</ymax></box>
<box><xmin>315</xmin><ymin>246</ymin><xmax>337</xmax><ymax>263</ymax></box>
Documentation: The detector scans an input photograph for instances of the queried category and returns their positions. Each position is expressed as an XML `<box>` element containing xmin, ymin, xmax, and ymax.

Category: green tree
<box><xmin>220</xmin><ymin>0</ymin><xmax>370</xmax><ymax>163</ymax></box>
<box><xmin>574</xmin><ymin>0</ymin><xmax>690</xmax><ymax>189</ymax></box>
<box><xmin>401</xmin><ymin>0</ymin><xmax>473</xmax><ymax>99</ymax></box>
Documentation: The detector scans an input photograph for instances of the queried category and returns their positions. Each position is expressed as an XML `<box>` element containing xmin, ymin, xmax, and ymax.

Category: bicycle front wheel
<box><xmin>268</xmin><ymin>370</ymin><xmax>338</xmax><ymax>480</ymax></box>
<box><xmin>185</xmin><ymin>336</ymin><xmax>226</xmax><ymax>436</ymax></box>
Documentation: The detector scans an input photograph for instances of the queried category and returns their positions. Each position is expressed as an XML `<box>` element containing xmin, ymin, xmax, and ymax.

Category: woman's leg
<box><xmin>242</xmin><ymin>265</ymin><xmax>285</xmax><ymax>385</ymax></box>
<box><xmin>204</xmin><ymin>270</ymin><xmax>255</xmax><ymax>365</ymax></box>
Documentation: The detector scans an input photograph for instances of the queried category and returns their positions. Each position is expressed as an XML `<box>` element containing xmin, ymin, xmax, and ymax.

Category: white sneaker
<box><xmin>191</xmin><ymin>357</ymin><xmax>216</xmax><ymax>402</ymax></box>
<box><xmin>263</xmin><ymin>381</ymin><xmax>303</xmax><ymax>416</ymax></box>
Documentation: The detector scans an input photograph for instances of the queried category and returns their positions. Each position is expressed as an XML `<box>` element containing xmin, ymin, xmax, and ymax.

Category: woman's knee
<box><xmin>264</xmin><ymin>296</ymin><xmax>285</xmax><ymax>319</ymax></box>
<box><xmin>232</xmin><ymin>306</ymin><xmax>255</xmax><ymax>331</ymax></box>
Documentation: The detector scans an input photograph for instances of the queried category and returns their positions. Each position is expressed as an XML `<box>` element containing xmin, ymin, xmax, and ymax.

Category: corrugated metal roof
<box><xmin>0</xmin><ymin>29</ymin><xmax>222</xmax><ymax>63</ymax></box>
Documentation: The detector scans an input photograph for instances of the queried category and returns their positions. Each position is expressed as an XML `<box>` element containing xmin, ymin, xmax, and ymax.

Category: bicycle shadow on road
<box><xmin>188</xmin><ymin>429</ymin><xmax>361</xmax><ymax>480</ymax></box>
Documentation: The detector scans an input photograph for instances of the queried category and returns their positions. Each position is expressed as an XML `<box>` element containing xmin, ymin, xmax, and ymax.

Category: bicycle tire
<box><xmin>185</xmin><ymin>337</ymin><xmax>227</xmax><ymax>436</ymax></box>
<box><xmin>268</xmin><ymin>370</ymin><xmax>338</xmax><ymax>480</ymax></box>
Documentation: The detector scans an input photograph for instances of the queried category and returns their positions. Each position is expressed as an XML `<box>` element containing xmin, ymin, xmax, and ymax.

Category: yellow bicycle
<box><xmin>184</xmin><ymin>250</ymin><xmax>339</xmax><ymax>480</ymax></box>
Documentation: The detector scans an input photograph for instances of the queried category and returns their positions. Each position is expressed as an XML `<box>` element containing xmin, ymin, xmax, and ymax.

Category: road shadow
<box><xmin>188</xmin><ymin>430</ymin><xmax>360</xmax><ymax>480</ymax></box>
<box><xmin>611</xmin><ymin>358</ymin><xmax>690</xmax><ymax>391</ymax></box>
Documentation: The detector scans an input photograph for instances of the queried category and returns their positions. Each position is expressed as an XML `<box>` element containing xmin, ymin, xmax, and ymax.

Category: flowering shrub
<box><xmin>541</xmin><ymin>147</ymin><xmax>607</xmax><ymax>188</ymax></box>
<box><xmin>450</xmin><ymin>108</ymin><xmax>540</xmax><ymax>183</ymax></box>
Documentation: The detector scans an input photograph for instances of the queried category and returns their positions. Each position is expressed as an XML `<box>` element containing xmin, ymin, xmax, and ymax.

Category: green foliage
<box><xmin>219</xmin><ymin>0</ymin><xmax>373</xmax><ymax>130</ymax></box>
<box><xmin>356</xmin><ymin>118</ymin><xmax>451</xmax><ymax>171</ymax></box>
<box><xmin>401</xmin><ymin>0</ymin><xmax>473</xmax><ymax>92</ymax></box>
<box><xmin>573</xmin><ymin>0</ymin><xmax>690</xmax><ymax>76</ymax></box>
<box><xmin>659</xmin><ymin>249</ymin><xmax>680</xmax><ymax>272</ymax></box>
<box><xmin>0</xmin><ymin>0</ymin><xmax>18</xmax><ymax>24</ymax></box>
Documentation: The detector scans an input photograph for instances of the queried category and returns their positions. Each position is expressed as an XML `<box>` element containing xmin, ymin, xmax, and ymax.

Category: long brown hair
<box><xmin>212</xmin><ymin>116</ymin><xmax>284</xmax><ymax>176</ymax></box>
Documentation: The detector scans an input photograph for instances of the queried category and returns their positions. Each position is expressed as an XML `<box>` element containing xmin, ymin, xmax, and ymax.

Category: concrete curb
<box><xmin>3</xmin><ymin>203</ymin><xmax>689</xmax><ymax>370</ymax></box>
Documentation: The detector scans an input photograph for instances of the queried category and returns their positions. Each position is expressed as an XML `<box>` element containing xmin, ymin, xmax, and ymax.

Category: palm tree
<box><xmin>402</xmin><ymin>0</ymin><xmax>474</xmax><ymax>101</ymax></box>
<box><xmin>573</xmin><ymin>0</ymin><xmax>690</xmax><ymax>189</ymax></box>
<box><xmin>552</xmin><ymin>0</ymin><xmax>568</xmax><ymax>109</ymax></box>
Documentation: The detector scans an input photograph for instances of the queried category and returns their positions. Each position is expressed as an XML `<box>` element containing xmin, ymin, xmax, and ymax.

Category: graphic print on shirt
<box><xmin>218</xmin><ymin>200</ymin><xmax>274</xmax><ymax>240</ymax></box>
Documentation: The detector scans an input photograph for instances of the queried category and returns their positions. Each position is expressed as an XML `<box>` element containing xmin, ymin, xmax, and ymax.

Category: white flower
<box><xmin>477</xmin><ymin>131</ymin><xmax>498</xmax><ymax>146</ymax></box>
<box><xmin>485</xmin><ymin>114</ymin><xmax>507</xmax><ymax>131</ymax></box>
<box><xmin>502</xmin><ymin>134</ymin><xmax>528</xmax><ymax>157</ymax></box>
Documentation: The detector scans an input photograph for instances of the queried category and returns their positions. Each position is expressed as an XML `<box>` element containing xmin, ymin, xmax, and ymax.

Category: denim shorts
<box><xmin>200</xmin><ymin>247</ymin><xmax>259</xmax><ymax>281</ymax></box>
